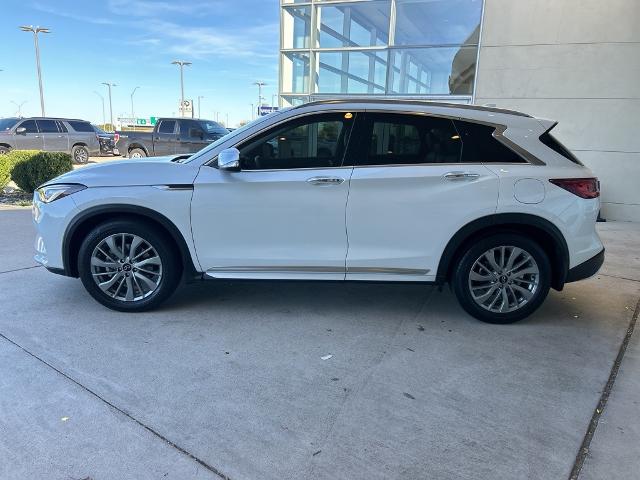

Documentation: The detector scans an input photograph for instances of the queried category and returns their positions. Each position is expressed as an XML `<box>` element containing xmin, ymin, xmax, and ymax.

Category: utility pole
<box><xmin>20</xmin><ymin>25</ymin><xmax>50</xmax><ymax>117</ymax></box>
<box><xmin>253</xmin><ymin>81</ymin><xmax>266</xmax><ymax>117</ymax></box>
<box><xmin>93</xmin><ymin>91</ymin><xmax>106</xmax><ymax>126</ymax></box>
<box><xmin>197</xmin><ymin>95</ymin><xmax>204</xmax><ymax>118</ymax></box>
<box><xmin>101</xmin><ymin>82</ymin><xmax>116</xmax><ymax>131</ymax></box>
<box><xmin>11</xmin><ymin>100</ymin><xmax>27</xmax><ymax>117</ymax></box>
<box><xmin>171</xmin><ymin>60</ymin><xmax>192</xmax><ymax>117</ymax></box>
<box><xmin>130</xmin><ymin>86</ymin><xmax>140</xmax><ymax>119</ymax></box>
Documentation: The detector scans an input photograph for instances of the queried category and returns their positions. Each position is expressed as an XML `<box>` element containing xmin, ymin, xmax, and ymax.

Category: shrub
<box><xmin>9</xmin><ymin>150</ymin><xmax>73</xmax><ymax>192</ymax></box>
<box><xmin>0</xmin><ymin>154</ymin><xmax>13</xmax><ymax>189</ymax></box>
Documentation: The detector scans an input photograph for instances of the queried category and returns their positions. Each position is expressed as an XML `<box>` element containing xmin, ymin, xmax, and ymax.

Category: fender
<box><xmin>62</xmin><ymin>204</ymin><xmax>199</xmax><ymax>279</ymax></box>
<box><xmin>435</xmin><ymin>213</ymin><xmax>570</xmax><ymax>290</ymax></box>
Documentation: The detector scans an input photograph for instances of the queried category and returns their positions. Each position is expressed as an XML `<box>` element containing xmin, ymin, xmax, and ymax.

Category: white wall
<box><xmin>475</xmin><ymin>0</ymin><xmax>640</xmax><ymax>221</ymax></box>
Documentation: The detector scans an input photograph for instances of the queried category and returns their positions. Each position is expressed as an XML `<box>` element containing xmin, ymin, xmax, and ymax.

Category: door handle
<box><xmin>443</xmin><ymin>171</ymin><xmax>481</xmax><ymax>181</ymax></box>
<box><xmin>306</xmin><ymin>176</ymin><xmax>345</xmax><ymax>186</ymax></box>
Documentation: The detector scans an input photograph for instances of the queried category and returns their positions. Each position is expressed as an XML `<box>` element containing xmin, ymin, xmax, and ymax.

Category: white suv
<box><xmin>32</xmin><ymin>100</ymin><xmax>604</xmax><ymax>323</ymax></box>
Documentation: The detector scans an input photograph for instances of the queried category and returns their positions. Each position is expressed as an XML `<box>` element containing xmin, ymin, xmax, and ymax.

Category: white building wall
<box><xmin>475</xmin><ymin>0</ymin><xmax>640</xmax><ymax>221</ymax></box>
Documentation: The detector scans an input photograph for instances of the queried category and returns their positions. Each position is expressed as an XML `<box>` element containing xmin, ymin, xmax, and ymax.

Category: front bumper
<box><xmin>33</xmin><ymin>192</ymin><xmax>79</xmax><ymax>273</ymax></box>
<box><xmin>566</xmin><ymin>248</ymin><xmax>605</xmax><ymax>283</ymax></box>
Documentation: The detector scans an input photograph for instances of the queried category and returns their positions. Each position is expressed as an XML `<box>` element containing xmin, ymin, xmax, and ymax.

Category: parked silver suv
<box><xmin>0</xmin><ymin>117</ymin><xmax>101</xmax><ymax>163</ymax></box>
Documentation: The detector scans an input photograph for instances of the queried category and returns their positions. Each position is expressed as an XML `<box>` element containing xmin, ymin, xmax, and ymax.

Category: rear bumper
<box><xmin>566</xmin><ymin>248</ymin><xmax>604</xmax><ymax>283</ymax></box>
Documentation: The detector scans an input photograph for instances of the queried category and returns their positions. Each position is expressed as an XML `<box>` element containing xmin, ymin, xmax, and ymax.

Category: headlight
<box><xmin>36</xmin><ymin>184</ymin><xmax>87</xmax><ymax>203</ymax></box>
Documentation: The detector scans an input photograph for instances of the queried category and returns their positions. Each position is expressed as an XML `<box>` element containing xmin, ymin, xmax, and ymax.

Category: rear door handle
<box><xmin>443</xmin><ymin>171</ymin><xmax>481</xmax><ymax>181</ymax></box>
<box><xmin>307</xmin><ymin>176</ymin><xmax>345</xmax><ymax>186</ymax></box>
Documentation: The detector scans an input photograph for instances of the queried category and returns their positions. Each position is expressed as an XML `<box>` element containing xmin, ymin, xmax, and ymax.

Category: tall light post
<box><xmin>11</xmin><ymin>100</ymin><xmax>27</xmax><ymax>117</ymax></box>
<box><xmin>20</xmin><ymin>25</ymin><xmax>50</xmax><ymax>117</ymax></box>
<box><xmin>101</xmin><ymin>82</ymin><xmax>116</xmax><ymax>131</ymax></box>
<box><xmin>197</xmin><ymin>95</ymin><xmax>204</xmax><ymax>118</ymax></box>
<box><xmin>93</xmin><ymin>91</ymin><xmax>105</xmax><ymax>126</ymax></box>
<box><xmin>253</xmin><ymin>81</ymin><xmax>266</xmax><ymax>117</ymax></box>
<box><xmin>171</xmin><ymin>60</ymin><xmax>192</xmax><ymax>117</ymax></box>
<box><xmin>130</xmin><ymin>86</ymin><xmax>140</xmax><ymax>119</ymax></box>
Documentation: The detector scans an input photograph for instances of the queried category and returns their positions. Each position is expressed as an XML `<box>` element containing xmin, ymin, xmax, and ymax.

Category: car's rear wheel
<box><xmin>0</xmin><ymin>146</ymin><xmax>10</xmax><ymax>155</ymax></box>
<box><xmin>78</xmin><ymin>220</ymin><xmax>181</xmax><ymax>312</ymax></box>
<box><xmin>129</xmin><ymin>148</ymin><xmax>146</xmax><ymax>158</ymax></box>
<box><xmin>72</xmin><ymin>145</ymin><xmax>89</xmax><ymax>164</ymax></box>
<box><xmin>452</xmin><ymin>234</ymin><xmax>551</xmax><ymax>324</ymax></box>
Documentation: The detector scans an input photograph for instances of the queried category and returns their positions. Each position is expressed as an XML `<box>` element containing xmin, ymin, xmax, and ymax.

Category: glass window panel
<box><xmin>316</xmin><ymin>1</ymin><xmax>390</xmax><ymax>48</ymax></box>
<box><xmin>281</xmin><ymin>95</ymin><xmax>309</xmax><ymax>107</ymax></box>
<box><xmin>316</xmin><ymin>50</ymin><xmax>387</xmax><ymax>94</ymax></box>
<box><xmin>394</xmin><ymin>0</ymin><xmax>482</xmax><ymax>46</ymax></box>
<box><xmin>282</xmin><ymin>6</ymin><xmax>311</xmax><ymax>49</ymax></box>
<box><xmin>281</xmin><ymin>52</ymin><xmax>310</xmax><ymax>93</ymax></box>
<box><xmin>388</xmin><ymin>46</ymin><xmax>477</xmax><ymax>95</ymax></box>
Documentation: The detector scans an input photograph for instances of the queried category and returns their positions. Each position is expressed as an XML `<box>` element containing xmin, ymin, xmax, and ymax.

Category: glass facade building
<box><xmin>279</xmin><ymin>0</ymin><xmax>483</xmax><ymax>107</ymax></box>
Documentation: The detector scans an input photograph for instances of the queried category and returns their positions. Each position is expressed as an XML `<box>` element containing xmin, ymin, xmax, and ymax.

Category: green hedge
<box><xmin>0</xmin><ymin>153</ymin><xmax>14</xmax><ymax>189</ymax></box>
<box><xmin>7</xmin><ymin>150</ymin><xmax>73</xmax><ymax>192</ymax></box>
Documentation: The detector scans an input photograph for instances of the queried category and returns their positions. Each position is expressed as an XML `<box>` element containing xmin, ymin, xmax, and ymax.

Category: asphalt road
<box><xmin>0</xmin><ymin>209</ymin><xmax>638</xmax><ymax>480</ymax></box>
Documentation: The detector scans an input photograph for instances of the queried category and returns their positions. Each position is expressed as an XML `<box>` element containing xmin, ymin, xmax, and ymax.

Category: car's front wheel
<box><xmin>78</xmin><ymin>220</ymin><xmax>181</xmax><ymax>312</ymax></box>
<box><xmin>452</xmin><ymin>234</ymin><xmax>551</xmax><ymax>324</ymax></box>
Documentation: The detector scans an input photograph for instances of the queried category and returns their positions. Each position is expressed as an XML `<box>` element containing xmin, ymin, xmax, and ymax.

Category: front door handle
<box><xmin>443</xmin><ymin>171</ymin><xmax>481</xmax><ymax>181</ymax></box>
<box><xmin>306</xmin><ymin>176</ymin><xmax>345</xmax><ymax>186</ymax></box>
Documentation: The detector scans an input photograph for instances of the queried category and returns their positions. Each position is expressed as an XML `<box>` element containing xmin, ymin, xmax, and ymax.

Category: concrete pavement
<box><xmin>0</xmin><ymin>208</ymin><xmax>638</xmax><ymax>479</ymax></box>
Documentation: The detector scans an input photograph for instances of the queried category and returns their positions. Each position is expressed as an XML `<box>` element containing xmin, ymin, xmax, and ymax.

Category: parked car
<box><xmin>116</xmin><ymin>118</ymin><xmax>229</xmax><ymax>158</ymax></box>
<box><xmin>92</xmin><ymin>124</ymin><xmax>119</xmax><ymax>156</ymax></box>
<box><xmin>32</xmin><ymin>99</ymin><xmax>604</xmax><ymax>323</ymax></box>
<box><xmin>0</xmin><ymin>117</ymin><xmax>100</xmax><ymax>163</ymax></box>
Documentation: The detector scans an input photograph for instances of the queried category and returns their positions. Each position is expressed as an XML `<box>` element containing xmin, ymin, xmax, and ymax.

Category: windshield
<box><xmin>186</xmin><ymin>109</ymin><xmax>291</xmax><ymax>164</ymax></box>
<box><xmin>199</xmin><ymin>120</ymin><xmax>229</xmax><ymax>135</ymax></box>
<box><xmin>0</xmin><ymin>118</ymin><xmax>19</xmax><ymax>132</ymax></box>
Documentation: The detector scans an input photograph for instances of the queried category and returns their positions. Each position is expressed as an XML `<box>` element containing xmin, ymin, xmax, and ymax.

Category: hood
<box><xmin>46</xmin><ymin>155</ymin><xmax>200</xmax><ymax>188</ymax></box>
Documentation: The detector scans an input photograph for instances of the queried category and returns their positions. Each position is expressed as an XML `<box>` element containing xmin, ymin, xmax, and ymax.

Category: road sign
<box><xmin>180</xmin><ymin>99</ymin><xmax>193</xmax><ymax>118</ymax></box>
<box><xmin>258</xmin><ymin>105</ymin><xmax>279</xmax><ymax>116</ymax></box>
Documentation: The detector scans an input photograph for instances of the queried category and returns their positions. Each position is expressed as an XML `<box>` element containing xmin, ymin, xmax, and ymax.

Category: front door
<box><xmin>176</xmin><ymin>119</ymin><xmax>208</xmax><ymax>154</ymax></box>
<box><xmin>191</xmin><ymin>112</ymin><xmax>357</xmax><ymax>279</ymax></box>
<box><xmin>14</xmin><ymin>119</ymin><xmax>44</xmax><ymax>150</ymax></box>
<box><xmin>345</xmin><ymin>112</ymin><xmax>500</xmax><ymax>281</ymax></box>
<box><xmin>37</xmin><ymin>119</ymin><xmax>69</xmax><ymax>152</ymax></box>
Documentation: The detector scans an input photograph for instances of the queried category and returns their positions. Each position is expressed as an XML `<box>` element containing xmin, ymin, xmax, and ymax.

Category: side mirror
<box><xmin>217</xmin><ymin>147</ymin><xmax>240</xmax><ymax>171</ymax></box>
<box><xmin>15</xmin><ymin>127</ymin><xmax>26</xmax><ymax>134</ymax></box>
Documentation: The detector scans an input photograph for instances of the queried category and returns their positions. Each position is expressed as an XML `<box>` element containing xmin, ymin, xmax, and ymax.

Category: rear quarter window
<box><xmin>539</xmin><ymin>132</ymin><xmax>583</xmax><ymax>165</ymax></box>
<box><xmin>453</xmin><ymin>120</ymin><xmax>526</xmax><ymax>164</ymax></box>
<box><xmin>67</xmin><ymin>121</ymin><xmax>95</xmax><ymax>133</ymax></box>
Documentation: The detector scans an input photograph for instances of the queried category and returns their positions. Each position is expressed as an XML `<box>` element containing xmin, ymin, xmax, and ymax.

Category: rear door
<box><xmin>345</xmin><ymin>112</ymin><xmax>499</xmax><ymax>281</ymax></box>
<box><xmin>153</xmin><ymin>120</ymin><xmax>178</xmax><ymax>155</ymax></box>
<box><xmin>37</xmin><ymin>119</ymin><xmax>69</xmax><ymax>152</ymax></box>
<box><xmin>14</xmin><ymin>119</ymin><xmax>44</xmax><ymax>150</ymax></box>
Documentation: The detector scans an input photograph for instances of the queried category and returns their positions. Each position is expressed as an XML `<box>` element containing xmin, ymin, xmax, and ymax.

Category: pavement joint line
<box><xmin>0</xmin><ymin>265</ymin><xmax>42</xmax><ymax>275</ymax></box>
<box><xmin>597</xmin><ymin>272</ymin><xmax>640</xmax><ymax>284</ymax></box>
<box><xmin>0</xmin><ymin>331</ymin><xmax>233</xmax><ymax>480</ymax></box>
<box><xmin>569</xmin><ymin>294</ymin><xmax>640</xmax><ymax>480</ymax></box>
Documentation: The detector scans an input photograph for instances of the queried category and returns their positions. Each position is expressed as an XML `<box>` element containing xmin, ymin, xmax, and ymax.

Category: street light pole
<box><xmin>171</xmin><ymin>60</ymin><xmax>192</xmax><ymax>117</ymax></box>
<box><xmin>101</xmin><ymin>82</ymin><xmax>116</xmax><ymax>131</ymax></box>
<box><xmin>20</xmin><ymin>25</ymin><xmax>50</xmax><ymax>117</ymax></box>
<box><xmin>93</xmin><ymin>91</ymin><xmax>106</xmax><ymax>126</ymax></box>
<box><xmin>130</xmin><ymin>86</ymin><xmax>140</xmax><ymax>119</ymax></box>
<box><xmin>253</xmin><ymin>81</ymin><xmax>266</xmax><ymax>117</ymax></box>
<box><xmin>197</xmin><ymin>95</ymin><xmax>204</xmax><ymax>119</ymax></box>
<box><xmin>11</xmin><ymin>100</ymin><xmax>27</xmax><ymax>117</ymax></box>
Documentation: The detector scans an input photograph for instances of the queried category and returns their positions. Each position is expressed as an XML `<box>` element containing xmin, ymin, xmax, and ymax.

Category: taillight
<box><xmin>549</xmin><ymin>178</ymin><xmax>600</xmax><ymax>199</ymax></box>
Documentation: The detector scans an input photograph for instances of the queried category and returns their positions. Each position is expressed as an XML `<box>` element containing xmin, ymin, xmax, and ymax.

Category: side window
<box><xmin>178</xmin><ymin>120</ymin><xmax>202</xmax><ymax>138</ymax></box>
<box><xmin>36</xmin><ymin>119</ymin><xmax>59</xmax><ymax>133</ymax></box>
<box><xmin>56</xmin><ymin>121</ymin><xmax>68</xmax><ymax>133</ymax></box>
<box><xmin>18</xmin><ymin>120</ymin><xmax>39</xmax><ymax>133</ymax></box>
<box><xmin>453</xmin><ymin>120</ymin><xmax>525</xmax><ymax>163</ymax></box>
<box><xmin>158</xmin><ymin>120</ymin><xmax>176</xmax><ymax>134</ymax></box>
<box><xmin>237</xmin><ymin>113</ymin><xmax>353</xmax><ymax>170</ymax></box>
<box><xmin>67</xmin><ymin>121</ymin><xmax>95</xmax><ymax>132</ymax></box>
<box><xmin>361</xmin><ymin>114</ymin><xmax>461</xmax><ymax>166</ymax></box>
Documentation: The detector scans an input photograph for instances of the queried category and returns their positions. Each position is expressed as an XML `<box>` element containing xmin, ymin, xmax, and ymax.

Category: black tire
<box><xmin>451</xmin><ymin>233</ymin><xmax>551</xmax><ymax>324</ymax></box>
<box><xmin>78</xmin><ymin>220</ymin><xmax>181</xmax><ymax>312</ymax></box>
<box><xmin>72</xmin><ymin>144</ymin><xmax>89</xmax><ymax>164</ymax></box>
<box><xmin>0</xmin><ymin>146</ymin><xmax>10</xmax><ymax>155</ymax></box>
<box><xmin>129</xmin><ymin>148</ymin><xmax>147</xmax><ymax>159</ymax></box>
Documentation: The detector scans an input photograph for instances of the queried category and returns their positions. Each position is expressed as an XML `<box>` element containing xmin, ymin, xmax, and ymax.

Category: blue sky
<box><xmin>0</xmin><ymin>0</ymin><xmax>280</xmax><ymax>126</ymax></box>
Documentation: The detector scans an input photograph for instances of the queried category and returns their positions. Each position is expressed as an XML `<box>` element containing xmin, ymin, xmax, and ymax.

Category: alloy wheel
<box><xmin>74</xmin><ymin>148</ymin><xmax>88</xmax><ymax>163</ymax></box>
<box><xmin>467</xmin><ymin>245</ymin><xmax>540</xmax><ymax>313</ymax></box>
<box><xmin>90</xmin><ymin>233</ymin><xmax>163</xmax><ymax>302</ymax></box>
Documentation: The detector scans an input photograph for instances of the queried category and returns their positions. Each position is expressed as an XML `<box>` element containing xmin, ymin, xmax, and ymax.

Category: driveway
<box><xmin>0</xmin><ymin>209</ymin><xmax>638</xmax><ymax>480</ymax></box>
